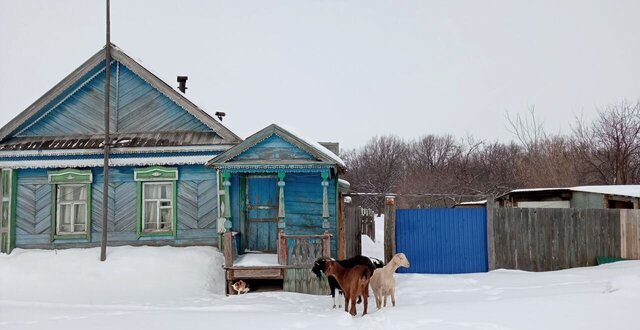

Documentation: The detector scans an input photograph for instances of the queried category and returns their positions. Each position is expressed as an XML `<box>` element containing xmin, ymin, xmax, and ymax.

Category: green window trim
<box><xmin>134</xmin><ymin>166</ymin><xmax>178</xmax><ymax>181</ymax></box>
<box><xmin>48</xmin><ymin>169</ymin><xmax>93</xmax><ymax>242</ymax></box>
<box><xmin>135</xmin><ymin>167</ymin><xmax>178</xmax><ymax>239</ymax></box>
<box><xmin>1</xmin><ymin>169</ymin><xmax>16</xmax><ymax>254</ymax></box>
<box><xmin>48</xmin><ymin>169</ymin><xmax>93</xmax><ymax>184</ymax></box>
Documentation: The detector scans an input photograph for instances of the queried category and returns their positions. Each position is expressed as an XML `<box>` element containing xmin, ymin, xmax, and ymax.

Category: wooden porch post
<box><xmin>277</xmin><ymin>172</ymin><xmax>287</xmax><ymax>265</ymax></box>
<box><xmin>222</xmin><ymin>172</ymin><xmax>233</xmax><ymax>267</ymax></box>
<box><xmin>321</xmin><ymin>171</ymin><xmax>330</xmax><ymax>232</ymax></box>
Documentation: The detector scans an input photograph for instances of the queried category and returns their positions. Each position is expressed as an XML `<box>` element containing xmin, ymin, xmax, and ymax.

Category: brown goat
<box><xmin>324</xmin><ymin>260</ymin><xmax>371</xmax><ymax>316</ymax></box>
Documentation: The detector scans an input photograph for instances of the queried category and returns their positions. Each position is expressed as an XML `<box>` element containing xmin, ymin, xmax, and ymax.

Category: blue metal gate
<box><xmin>396</xmin><ymin>208</ymin><xmax>488</xmax><ymax>274</ymax></box>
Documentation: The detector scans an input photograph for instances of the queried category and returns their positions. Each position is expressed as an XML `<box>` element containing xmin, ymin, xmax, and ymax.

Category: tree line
<box><xmin>342</xmin><ymin>101</ymin><xmax>640</xmax><ymax>211</ymax></box>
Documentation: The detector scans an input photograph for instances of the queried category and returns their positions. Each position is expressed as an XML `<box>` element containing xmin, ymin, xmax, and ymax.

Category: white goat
<box><xmin>369</xmin><ymin>253</ymin><xmax>410</xmax><ymax>309</ymax></box>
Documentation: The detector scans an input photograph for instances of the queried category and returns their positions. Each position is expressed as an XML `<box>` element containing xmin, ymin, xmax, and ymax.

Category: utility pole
<box><xmin>100</xmin><ymin>0</ymin><xmax>111</xmax><ymax>262</ymax></box>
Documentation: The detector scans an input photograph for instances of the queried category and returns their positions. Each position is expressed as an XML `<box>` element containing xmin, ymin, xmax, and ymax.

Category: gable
<box><xmin>232</xmin><ymin>134</ymin><xmax>317</xmax><ymax>162</ymax></box>
<box><xmin>16</xmin><ymin>61</ymin><xmax>211</xmax><ymax>138</ymax></box>
<box><xmin>0</xmin><ymin>44</ymin><xmax>242</xmax><ymax>146</ymax></box>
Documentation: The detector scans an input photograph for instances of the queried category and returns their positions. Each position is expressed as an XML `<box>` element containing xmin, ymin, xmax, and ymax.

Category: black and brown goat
<box><xmin>311</xmin><ymin>256</ymin><xmax>383</xmax><ymax>308</ymax></box>
<box><xmin>324</xmin><ymin>260</ymin><xmax>371</xmax><ymax>316</ymax></box>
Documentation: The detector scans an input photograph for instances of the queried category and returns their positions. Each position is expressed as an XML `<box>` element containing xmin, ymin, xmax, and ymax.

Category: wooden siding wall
<box><xmin>14</xmin><ymin>165</ymin><xmax>218</xmax><ymax>248</ymax></box>
<box><xmin>18</xmin><ymin>61</ymin><xmax>210</xmax><ymax>137</ymax></box>
<box><xmin>284</xmin><ymin>173</ymin><xmax>338</xmax><ymax>257</ymax></box>
<box><xmin>15</xmin><ymin>181</ymin><xmax>51</xmax><ymax>246</ymax></box>
<box><xmin>620</xmin><ymin>210</ymin><xmax>640</xmax><ymax>259</ymax></box>
<box><xmin>492</xmin><ymin>208</ymin><xmax>620</xmax><ymax>271</ymax></box>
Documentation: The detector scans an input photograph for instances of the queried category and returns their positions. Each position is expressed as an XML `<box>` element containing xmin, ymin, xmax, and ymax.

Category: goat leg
<box><xmin>391</xmin><ymin>288</ymin><xmax>396</xmax><ymax>307</ymax></box>
<box><xmin>349</xmin><ymin>296</ymin><xmax>357</xmax><ymax>316</ymax></box>
<box><xmin>344</xmin><ymin>294</ymin><xmax>349</xmax><ymax>313</ymax></box>
<box><xmin>362</xmin><ymin>293</ymin><xmax>368</xmax><ymax>316</ymax></box>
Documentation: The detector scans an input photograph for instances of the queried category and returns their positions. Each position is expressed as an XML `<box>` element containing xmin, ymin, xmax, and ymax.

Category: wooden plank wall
<box><xmin>492</xmin><ymin>208</ymin><xmax>621</xmax><ymax>271</ymax></box>
<box><xmin>283</xmin><ymin>268</ymin><xmax>330</xmax><ymax>295</ymax></box>
<box><xmin>620</xmin><ymin>210</ymin><xmax>640</xmax><ymax>259</ymax></box>
<box><xmin>343</xmin><ymin>206</ymin><xmax>362</xmax><ymax>259</ymax></box>
<box><xmin>14</xmin><ymin>165</ymin><xmax>218</xmax><ymax>248</ymax></box>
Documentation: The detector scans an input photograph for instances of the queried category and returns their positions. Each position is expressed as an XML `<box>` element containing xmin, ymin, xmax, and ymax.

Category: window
<box><xmin>56</xmin><ymin>184</ymin><xmax>88</xmax><ymax>235</ymax></box>
<box><xmin>48</xmin><ymin>169</ymin><xmax>93</xmax><ymax>240</ymax></box>
<box><xmin>142</xmin><ymin>182</ymin><xmax>173</xmax><ymax>232</ymax></box>
<box><xmin>134</xmin><ymin>167</ymin><xmax>178</xmax><ymax>238</ymax></box>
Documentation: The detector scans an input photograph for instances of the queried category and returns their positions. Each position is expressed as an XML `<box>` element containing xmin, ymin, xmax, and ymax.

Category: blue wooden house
<box><xmin>0</xmin><ymin>44</ymin><xmax>350</xmax><ymax>294</ymax></box>
<box><xmin>0</xmin><ymin>44</ymin><xmax>242</xmax><ymax>252</ymax></box>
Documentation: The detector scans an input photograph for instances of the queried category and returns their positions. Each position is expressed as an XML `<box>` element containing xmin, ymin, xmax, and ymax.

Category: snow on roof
<box><xmin>458</xmin><ymin>200</ymin><xmax>487</xmax><ymax>205</ymax></box>
<box><xmin>279</xmin><ymin>124</ymin><xmax>345</xmax><ymax>166</ymax></box>
<box><xmin>507</xmin><ymin>185</ymin><xmax>640</xmax><ymax>198</ymax></box>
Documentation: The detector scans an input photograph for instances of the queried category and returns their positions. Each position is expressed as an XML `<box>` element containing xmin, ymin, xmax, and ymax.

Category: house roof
<box><xmin>0</xmin><ymin>43</ymin><xmax>242</xmax><ymax>147</ymax></box>
<box><xmin>207</xmin><ymin>123</ymin><xmax>345</xmax><ymax>172</ymax></box>
<box><xmin>500</xmin><ymin>185</ymin><xmax>640</xmax><ymax>199</ymax></box>
<box><xmin>0</xmin><ymin>132</ymin><xmax>225</xmax><ymax>151</ymax></box>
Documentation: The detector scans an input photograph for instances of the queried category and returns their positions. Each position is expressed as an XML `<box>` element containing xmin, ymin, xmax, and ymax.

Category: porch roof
<box><xmin>207</xmin><ymin>124</ymin><xmax>345</xmax><ymax>174</ymax></box>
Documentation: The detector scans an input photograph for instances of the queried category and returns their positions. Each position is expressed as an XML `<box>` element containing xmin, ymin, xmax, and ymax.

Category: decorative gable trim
<box><xmin>207</xmin><ymin>124</ymin><xmax>344</xmax><ymax>171</ymax></box>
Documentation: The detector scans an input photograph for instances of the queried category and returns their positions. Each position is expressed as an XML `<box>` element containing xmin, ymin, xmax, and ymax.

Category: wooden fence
<box><xmin>620</xmin><ymin>209</ymin><xmax>640</xmax><ymax>259</ymax></box>
<box><xmin>361</xmin><ymin>208</ymin><xmax>376</xmax><ymax>241</ymax></box>
<box><xmin>491</xmin><ymin>208</ymin><xmax>623</xmax><ymax>271</ymax></box>
<box><xmin>387</xmin><ymin>202</ymin><xmax>640</xmax><ymax>273</ymax></box>
<box><xmin>344</xmin><ymin>206</ymin><xmax>362</xmax><ymax>259</ymax></box>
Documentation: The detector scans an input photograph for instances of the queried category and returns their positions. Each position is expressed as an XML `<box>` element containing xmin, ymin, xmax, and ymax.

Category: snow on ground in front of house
<box><xmin>3</xmin><ymin>241</ymin><xmax>640</xmax><ymax>329</ymax></box>
<box><xmin>233</xmin><ymin>253</ymin><xmax>279</xmax><ymax>266</ymax></box>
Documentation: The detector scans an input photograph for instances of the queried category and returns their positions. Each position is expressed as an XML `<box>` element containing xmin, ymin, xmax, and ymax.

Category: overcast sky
<box><xmin>1</xmin><ymin>0</ymin><xmax>639</xmax><ymax>149</ymax></box>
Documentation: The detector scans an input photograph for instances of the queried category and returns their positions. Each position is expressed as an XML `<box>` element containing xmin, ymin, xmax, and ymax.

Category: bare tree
<box><xmin>343</xmin><ymin>135</ymin><xmax>406</xmax><ymax>213</ymax></box>
<box><xmin>572</xmin><ymin>101</ymin><xmax>640</xmax><ymax>184</ymax></box>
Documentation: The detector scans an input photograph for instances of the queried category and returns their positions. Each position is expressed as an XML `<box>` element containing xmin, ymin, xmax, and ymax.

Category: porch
<box><xmin>222</xmin><ymin>231</ymin><xmax>332</xmax><ymax>295</ymax></box>
<box><xmin>205</xmin><ymin>124</ymin><xmax>347</xmax><ymax>294</ymax></box>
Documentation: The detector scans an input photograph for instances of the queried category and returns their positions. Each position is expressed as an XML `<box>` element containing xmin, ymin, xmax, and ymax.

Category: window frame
<box><xmin>141</xmin><ymin>181</ymin><xmax>175</xmax><ymax>234</ymax></box>
<box><xmin>134</xmin><ymin>167</ymin><xmax>178</xmax><ymax>238</ymax></box>
<box><xmin>48</xmin><ymin>169</ymin><xmax>93</xmax><ymax>241</ymax></box>
<box><xmin>55</xmin><ymin>183</ymin><xmax>89</xmax><ymax>236</ymax></box>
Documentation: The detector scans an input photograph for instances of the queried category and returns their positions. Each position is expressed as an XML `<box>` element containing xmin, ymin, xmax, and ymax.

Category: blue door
<box><xmin>246</xmin><ymin>176</ymin><xmax>278</xmax><ymax>252</ymax></box>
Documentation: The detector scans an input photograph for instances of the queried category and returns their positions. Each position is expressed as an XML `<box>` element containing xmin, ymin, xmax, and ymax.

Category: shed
<box><xmin>496</xmin><ymin>185</ymin><xmax>640</xmax><ymax>209</ymax></box>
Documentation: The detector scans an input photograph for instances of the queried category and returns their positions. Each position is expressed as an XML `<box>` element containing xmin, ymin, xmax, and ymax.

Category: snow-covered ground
<box><xmin>2</xmin><ymin>220</ymin><xmax>640</xmax><ymax>329</ymax></box>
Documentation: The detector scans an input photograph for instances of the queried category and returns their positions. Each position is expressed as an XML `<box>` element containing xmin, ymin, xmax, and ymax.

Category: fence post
<box><xmin>486</xmin><ymin>199</ymin><xmax>496</xmax><ymax>271</ymax></box>
<box><xmin>384</xmin><ymin>195</ymin><xmax>396</xmax><ymax>264</ymax></box>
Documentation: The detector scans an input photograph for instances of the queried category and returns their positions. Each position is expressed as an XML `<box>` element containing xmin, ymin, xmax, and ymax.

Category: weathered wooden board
<box><xmin>228</xmin><ymin>268</ymin><xmax>284</xmax><ymax>280</ymax></box>
<box><xmin>620</xmin><ymin>210</ymin><xmax>640</xmax><ymax>259</ymax></box>
<box><xmin>283</xmin><ymin>268</ymin><xmax>330</xmax><ymax>295</ymax></box>
<box><xmin>343</xmin><ymin>206</ymin><xmax>362</xmax><ymax>259</ymax></box>
<box><xmin>492</xmin><ymin>208</ymin><xmax>622</xmax><ymax>271</ymax></box>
